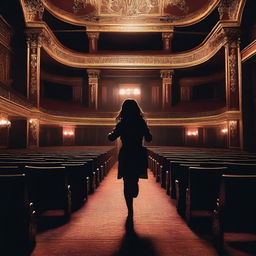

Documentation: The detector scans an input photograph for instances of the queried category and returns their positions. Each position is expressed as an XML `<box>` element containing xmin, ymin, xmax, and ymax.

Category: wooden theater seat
<box><xmin>212</xmin><ymin>174</ymin><xmax>256</xmax><ymax>251</ymax></box>
<box><xmin>25</xmin><ymin>166</ymin><xmax>72</xmax><ymax>220</ymax></box>
<box><xmin>61</xmin><ymin>163</ymin><xmax>90</xmax><ymax>210</ymax></box>
<box><xmin>0</xmin><ymin>174</ymin><xmax>36</xmax><ymax>255</ymax></box>
<box><xmin>185</xmin><ymin>166</ymin><xmax>228</xmax><ymax>224</ymax></box>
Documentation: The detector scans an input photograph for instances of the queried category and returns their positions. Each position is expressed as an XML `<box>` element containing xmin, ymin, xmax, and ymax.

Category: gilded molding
<box><xmin>0</xmin><ymin>94</ymin><xmax>241</xmax><ymax>127</ymax></box>
<box><xmin>36</xmin><ymin>22</ymin><xmax>227</xmax><ymax>69</ymax></box>
<box><xmin>241</xmin><ymin>39</ymin><xmax>256</xmax><ymax>63</ymax></box>
<box><xmin>39</xmin><ymin>0</ymin><xmax>220</xmax><ymax>28</ymax></box>
<box><xmin>218</xmin><ymin>0</ymin><xmax>245</xmax><ymax>22</ymax></box>
<box><xmin>24</xmin><ymin>0</ymin><xmax>45</xmax><ymax>21</ymax></box>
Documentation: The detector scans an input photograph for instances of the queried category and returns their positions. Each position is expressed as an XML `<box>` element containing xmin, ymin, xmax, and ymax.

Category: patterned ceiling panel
<box><xmin>42</xmin><ymin>0</ymin><xmax>220</xmax><ymax>27</ymax></box>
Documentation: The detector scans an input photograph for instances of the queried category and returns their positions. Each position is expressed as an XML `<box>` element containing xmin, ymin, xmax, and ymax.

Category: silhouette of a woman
<box><xmin>108</xmin><ymin>99</ymin><xmax>152</xmax><ymax>218</ymax></box>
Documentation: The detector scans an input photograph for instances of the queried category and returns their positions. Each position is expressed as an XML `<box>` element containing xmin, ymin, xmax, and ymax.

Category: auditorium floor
<box><xmin>31</xmin><ymin>164</ymin><xmax>251</xmax><ymax>256</ymax></box>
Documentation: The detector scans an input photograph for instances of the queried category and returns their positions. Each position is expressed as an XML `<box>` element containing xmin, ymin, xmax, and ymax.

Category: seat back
<box><xmin>188</xmin><ymin>166</ymin><xmax>228</xmax><ymax>210</ymax></box>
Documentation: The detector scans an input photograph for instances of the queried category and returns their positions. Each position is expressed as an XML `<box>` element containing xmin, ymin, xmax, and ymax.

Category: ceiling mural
<box><xmin>41</xmin><ymin>0</ymin><xmax>220</xmax><ymax>27</ymax></box>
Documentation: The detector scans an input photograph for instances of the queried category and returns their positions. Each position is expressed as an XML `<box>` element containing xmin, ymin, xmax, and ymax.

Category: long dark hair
<box><xmin>116</xmin><ymin>99</ymin><xmax>144</xmax><ymax>121</ymax></box>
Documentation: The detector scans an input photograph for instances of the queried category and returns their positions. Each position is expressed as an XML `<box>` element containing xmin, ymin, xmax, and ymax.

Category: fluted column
<box><xmin>26</xmin><ymin>30</ymin><xmax>42</xmax><ymax>108</ymax></box>
<box><xmin>87</xmin><ymin>32</ymin><xmax>100</xmax><ymax>53</ymax></box>
<box><xmin>160</xmin><ymin>70</ymin><xmax>174</xmax><ymax>109</ymax></box>
<box><xmin>87</xmin><ymin>69</ymin><xmax>100</xmax><ymax>110</ymax></box>
<box><xmin>162</xmin><ymin>32</ymin><xmax>173</xmax><ymax>52</ymax></box>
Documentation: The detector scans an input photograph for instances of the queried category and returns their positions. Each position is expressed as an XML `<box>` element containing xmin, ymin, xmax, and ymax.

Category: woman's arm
<box><xmin>108</xmin><ymin>122</ymin><xmax>121</xmax><ymax>141</ymax></box>
<box><xmin>144</xmin><ymin>121</ymin><xmax>152</xmax><ymax>142</ymax></box>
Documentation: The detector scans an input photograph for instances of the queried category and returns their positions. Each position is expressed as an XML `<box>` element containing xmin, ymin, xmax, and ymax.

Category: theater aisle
<box><xmin>31</xmin><ymin>164</ymin><xmax>218</xmax><ymax>256</ymax></box>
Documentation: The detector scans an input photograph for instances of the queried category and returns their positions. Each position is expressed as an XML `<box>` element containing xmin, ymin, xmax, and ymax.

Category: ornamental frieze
<box><xmin>38</xmin><ymin>0</ymin><xmax>220</xmax><ymax>28</ymax></box>
<box><xmin>39</xmin><ymin>23</ymin><xmax>226</xmax><ymax>69</ymax></box>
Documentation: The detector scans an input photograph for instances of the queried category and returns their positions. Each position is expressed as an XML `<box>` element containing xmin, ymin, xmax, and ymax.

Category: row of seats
<box><xmin>0</xmin><ymin>146</ymin><xmax>117</xmax><ymax>256</ymax></box>
<box><xmin>147</xmin><ymin>147</ymin><xmax>256</xmax><ymax>253</ymax></box>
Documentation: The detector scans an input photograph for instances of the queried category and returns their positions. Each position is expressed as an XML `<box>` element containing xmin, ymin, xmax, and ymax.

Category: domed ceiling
<box><xmin>42</xmin><ymin>0</ymin><xmax>220</xmax><ymax>27</ymax></box>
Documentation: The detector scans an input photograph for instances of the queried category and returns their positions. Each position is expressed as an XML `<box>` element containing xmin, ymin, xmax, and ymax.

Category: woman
<box><xmin>108</xmin><ymin>99</ymin><xmax>152</xmax><ymax>218</ymax></box>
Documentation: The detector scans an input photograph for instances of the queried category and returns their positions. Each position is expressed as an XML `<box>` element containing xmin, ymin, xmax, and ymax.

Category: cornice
<box><xmin>0</xmin><ymin>94</ymin><xmax>240</xmax><ymax>127</ymax></box>
<box><xmin>25</xmin><ymin>21</ymin><xmax>239</xmax><ymax>69</ymax></box>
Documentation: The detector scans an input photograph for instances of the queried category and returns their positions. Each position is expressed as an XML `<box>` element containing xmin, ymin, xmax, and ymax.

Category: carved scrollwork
<box><xmin>160</xmin><ymin>69</ymin><xmax>174</xmax><ymax>79</ymax></box>
<box><xmin>29</xmin><ymin>119</ymin><xmax>39</xmax><ymax>146</ymax></box>
<box><xmin>223</xmin><ymin>27</ymin><xmax>240</xmax><ymax>46</ymax></box>
<box><xmin>87</xmin><ymin>69</ymin><xmax>100</xmax><ymax>78</ymax></box>
<box><xmin>24</xmin><ymin>0</ymin><xmax>44</xmax><ymax>21</ymax></box>
<box><xmin>87</xmin><ymin>32</ymin><xmax>100</xmax><ymax>40</ymax></box>
<box><xmin>229</xmin><ymin>47</ymin><xmax>238</xmax><ymax>93</ymax></box>
<box><xmin>218</xmin><ymin>0</ymin><xmax>242</xmax><ymax>20</ymax></box>
<box><xmin>229</xmin><ymin>120</ymin><xmax>237</xmax><ymax>138</ymax></box>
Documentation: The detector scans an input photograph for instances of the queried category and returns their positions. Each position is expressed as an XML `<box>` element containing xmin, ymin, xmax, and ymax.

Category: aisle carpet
<box><xmin>31</xmin><ymin>164</ymin><xmax>219</xmax><ymax>256</ymax></box>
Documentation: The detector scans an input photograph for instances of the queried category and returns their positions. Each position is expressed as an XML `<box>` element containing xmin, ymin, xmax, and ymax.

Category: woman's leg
<box><xmin>123</xmin><ymin>178</ymin><xmax>139</xmax><ymax>216</ymax></box>
<box><xmin>123</xmin><ymin>179</ymin><xmax>134</xmax><ymax>217</ymax></box>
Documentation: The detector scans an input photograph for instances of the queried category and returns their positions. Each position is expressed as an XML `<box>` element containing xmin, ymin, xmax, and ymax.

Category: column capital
<box><xmin>223</xmin><ymin>27</ymin><xmax>241</xmax><ymax>47</ymax></box>
<box><xmin>87</xmin><ymin>32</ymin><xmax>100</xmax><ymax>40</ymax></box>
<box><xmin>160</xmin><ymin>69</ymin><xmax>174</xmax><ymax>79</ymax></box>
<box><xmin>162</xmin><ymin>32</ymin><xmax>173</xmax><ymax>40</ymax></box>
<box><xmin>87</xmin><ymin>69</ymin><xmax>100</xmax><ymax>78</ymax></box>
<box><xmin>26</xmin><ymin>29</ymin><xmax>44</xmax><ymax>48</ymax></box>
<box><xmin>24</xmin><ymin>0</ymin><xmax>44</xmax><ymax>21</ymax></box>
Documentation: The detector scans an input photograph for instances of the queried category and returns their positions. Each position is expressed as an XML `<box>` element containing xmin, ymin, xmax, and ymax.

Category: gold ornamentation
<box><xmin>101</xmin><ymin>0</ymin><xmax>158</xmax><ymax>16</ymax></box>
<box><xmin>229</xmin><ymin>47</ymin><xmax>238</xmax><ymax>93</ymax></box>
<box><xmin>73</xmin><ymin>0</ymin><xmax>98</xmax><ymax>13</ymax></box>
<box><xmin>87</xmin><ymin>32</ymin><xmax>100</xmax><ymax>40</ymax></box>
<box><xmin>24</xmin><ymin>0</ymin><xmax>44</xmax><ymax>21</ymax></box>
<box><xmin>29</xmin><ymin>119</ymin><xmax>39</xmax><ymax>146</ymax></box>
<box><xmin>229</xmin><ymin>120</ymin><xmax>237</xmax><ymax>138</ymax></box>
<box><xmin>39</xmin><ymin>23</ymin><xmax>226</xmax><ymax>69</ymax></box>
<box><xmin>218</xmin><ymin>0</ymin><xmax>242</xmax><ymax>20</ymax></box>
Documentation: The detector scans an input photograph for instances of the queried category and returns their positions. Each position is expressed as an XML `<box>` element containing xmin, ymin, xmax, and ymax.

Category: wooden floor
<box><xmin>31</xmin><ymin>163</ymin><xmax>219</xmax><ymax>256</ymax></box>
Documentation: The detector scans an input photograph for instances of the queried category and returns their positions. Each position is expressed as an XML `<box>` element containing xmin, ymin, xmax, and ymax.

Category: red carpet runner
<box><xmin>31</xmin><ymin>164</ymin><xmax>218</xmax><ymax>256</ymax></box>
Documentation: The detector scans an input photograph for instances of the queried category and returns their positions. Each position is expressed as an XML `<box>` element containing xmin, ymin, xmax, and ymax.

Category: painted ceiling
<box><xmin>42</xmin><ymin>0</ymin><xmax>220</xmax><ymax>26</ymax></box>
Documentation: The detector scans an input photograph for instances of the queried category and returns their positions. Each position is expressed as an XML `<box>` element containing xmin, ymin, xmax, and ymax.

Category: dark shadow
<box><xmin>112</xmin><ymin>217</ymin><xmax>159</xmax><ymax>256</ymax></box>
<box><xmin>37</xmin><ymin>215</ymin><xmax>68</xmax><ymax>232</ymax></box>
<box><xmin>226</xmin><ymin>240</ymin><xmax>256</xmax><ymax>255</ymax></box>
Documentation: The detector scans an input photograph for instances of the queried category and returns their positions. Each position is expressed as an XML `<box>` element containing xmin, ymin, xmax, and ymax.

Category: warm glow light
<box><xmin>221</xmin><ymin>128</ymin><xmax>228</xmax><ymax>134</ymax></box>
<box><xmin>119</xmin><ymin>88</ymin><xmax>141</xmax><ymax>96</ymax></box>
<box><xmin>187</xmin><ymin>129</ymin><xmax>198</xmax><ymax>136</ymax></box>
<box><xmin>0</xmin><ymin>119</ymin><xmax>11</xmax><ymax>127</ymax></box>
<box><xmin>63</xmin><ymin>130</ymin><xmax>74</xmax><ymax>136</ymax></box>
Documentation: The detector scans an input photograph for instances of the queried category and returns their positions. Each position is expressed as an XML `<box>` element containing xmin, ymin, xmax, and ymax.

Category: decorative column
<box><xmin>228</xmin><ymin>120</ymin><xmax>240</xmax><ymax>148</ymax></box>
<box><xmin>160</xmin><ymin>70</ymin><xmax>174</xmax><ymax>109</ymax></box>
<box><xmin>87</xmin><ymin>69</ymin><xmax>100</xmax><ymax>110</ymax></box>
<box><xmin>26</xmin><ymin>30</ymin><xmax>42</xmax><ymax>108</ymax></box>
<box><xmin>224</xmin><ymin>28</ymin><xmax>241</xmax><ymax>110</ymax></box>
<box><xmin>162</xmin><ymin>32</ymin><xmax>173</xmax><ymax>52</ymax></box>
<box><xmin>28</xmin><ymin>118</ymin><xmax>39</xmax><ymax>148</ymax></box>
<box><xmin>224</xmin><ymin>28</ymin><xmax>242</xmax><ymax>148</ymax></box>
<box><xmin>87</xmin><ymin>32</ymin><xmax>100</xmax><ymax>53</ymax></box>
<box><xmin>180</xmin><ymin>86</ymin><xmax>192</xmax><ymax>102</ymax></box>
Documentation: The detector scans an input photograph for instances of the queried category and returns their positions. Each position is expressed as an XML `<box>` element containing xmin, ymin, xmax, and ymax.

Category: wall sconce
<box><xmin>0</xmin><ymin>115</ymin><xmax>11</xmax><ymax>128</ymax></box>
<box><xmin>187</xmin><ymin>129</ymin><xmax>198</xmax><ymax>136</ymax></box>
<box><xmin>63</xmin><ymin>130</ymin><xmax>74</xmax><ymax>136</ymax></box>
<box><xmin>221</xmin><ymin>128</ymin><xmax>228</xmax><ymax>134</ymax></box>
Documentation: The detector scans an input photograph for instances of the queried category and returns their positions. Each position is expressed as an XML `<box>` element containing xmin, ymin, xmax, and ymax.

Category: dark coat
<box><xmin>108</xmin><ymin>118</ymin><xmax>152</xmax><ymax>179</ymax></box>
